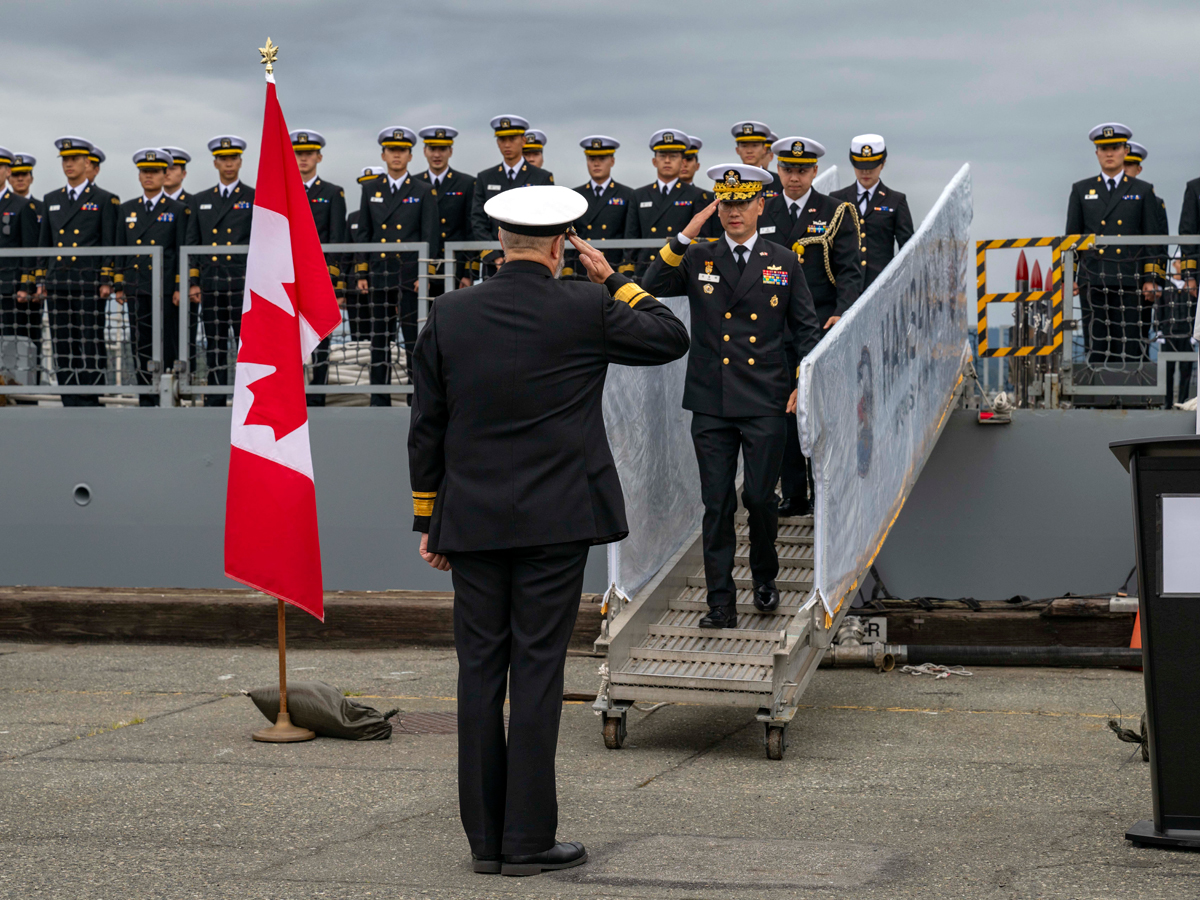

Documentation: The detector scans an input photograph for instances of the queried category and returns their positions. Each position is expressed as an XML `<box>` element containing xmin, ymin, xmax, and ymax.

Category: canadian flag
<box><xmin>223</xmin><ymin>76</ymin><xmax>342</xmax><ymax>621</ymax></box>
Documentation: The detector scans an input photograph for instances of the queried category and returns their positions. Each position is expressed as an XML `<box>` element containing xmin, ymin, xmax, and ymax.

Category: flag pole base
<box><xmin>253</xmin><ymin>711</ymin><xmax>315</xmax><ymax>743</ymax></box>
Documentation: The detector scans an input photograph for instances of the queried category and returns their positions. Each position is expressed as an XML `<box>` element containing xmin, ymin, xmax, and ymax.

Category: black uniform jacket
<box><xmin>762</xmin><ymin>169</ymin><xmax>784</xmax><ymax>200</ymax></box>
<box><xmin>408</xmin><ymin>263</ymin><xmax>690</xmax><ymax>551</ymax></box>
<box><xmin>304</xmin><ymin>177</ymin><xmax>347</xmax><ymax>290</ymax></box>
<box><xmin>114</xmin><ymin>195</ymin><xmax>190</xmax><ymax>296</ymax></box>
<box><xmin>829</xmin><ymin>181</ymin><xmax>913</xmax><ymax>287</ymax></box>
<box><xmin>355</xmin><ymin>173</ymin><xmax>440</xmax><ymax>290</ymax></box>
<box><xmin>470</xmin><ymin>162</ymin><xmax>554</xmax><ymax>242</ymax></box>
<box><xmin>625</xmin><ymin>180</ymin><xmax>718</xmax><ymax>273</ymax></box>
<box><xmin>0</xmin><ymin>186</ymin><xmax>40</xmax><ymax>290</ymax></box>
<box><xmin>36</xmin><ymin>182</ymin><xmax>119</xmax><ymax>291</ymax></box>
<box><xmin>1179</xmin><ymin>177</ymin><xmax>1200</xmax><ymax>275</ymax></box>
<box><xmin>759</xmin><ymin>189</ymin><xmax>862</xmax><ymax>321</ymax></box>
<box><xmin>186</xmin><ymin>182</ymin><xmax>255</xmax><ymax>293</ymax></box>
<box><xmin>1065</xmin><ymin>173</ymin><xmax>1166</xmax><ymax>288</ymax></box>
<box><xmin>418</xmin><ymin>167</ymin><xmax>476</xmax><ymax>277</ymax></box>
<box><xmin>568</xmin><ymin>180</ymin><xmax>636</xmax><ymax>275</ymax></box>
<box><xmin>644</xmin><ymin>235</ymin><xmax>822</xmax><ymax>418</ymax></box>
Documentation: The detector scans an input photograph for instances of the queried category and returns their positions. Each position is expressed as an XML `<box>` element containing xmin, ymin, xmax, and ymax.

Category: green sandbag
<box><xmin>248</xmin><ymin>680</ymin><xmax>396</xmax><ymax>740</ymax></box>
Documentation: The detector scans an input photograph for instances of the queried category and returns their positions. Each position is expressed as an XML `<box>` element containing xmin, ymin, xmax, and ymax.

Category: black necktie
<box><xmin>859</xmin><ymin>191</ymin><xmax>869</xmax><ymax>214</ymax></box>
<box><xmin>69</xmin><ymin>188</ymin><xmax>78</xmax><ymax>202</ymax></box>
<box><xmin>1107</xmin><ymin>178</ymin><xmax>1117</xmax><ymax>193</ymax></box>
<box><xmin>507</xmin><ymin>169</ymin><xmax>516</xmax><ymax>186</ymax></box>
<box><xmin>662</xmin><ymin>184</ymin><xmax>670</xmax><ymax>198</ymax></box>
<box><xmin>735</xmin><ymin>246</ymin><xmax>748</xmax><ymax>273</ymax></box>
<box><xmin>146</xmin><ymin>199</ymin><xmax>154</xmax><ymax>213</ymax></box>
<box><xmin>390</xmin><ymin>182</ymin><xmax>397</xmax><ymax>195</ymax></box>
<box><xmin>792</xmin><ymin>203</ymin><xmax>802</xmax><ymax>222</ymax></box>
<box><xmin>595</xmin><ymin>186</ymin><xmax>603</xmax><ymax>199</ymax></box>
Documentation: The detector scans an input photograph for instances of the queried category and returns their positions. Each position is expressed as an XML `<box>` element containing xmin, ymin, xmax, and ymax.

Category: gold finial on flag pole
<box><xmin>259</xmin><ymin>37</ymin><xmax>279</xmax><ymax>75</ymax></box>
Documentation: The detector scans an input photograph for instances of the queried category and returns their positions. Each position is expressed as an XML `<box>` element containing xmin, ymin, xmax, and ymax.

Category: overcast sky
<box><xmin>5</xmin><ymin>0</ymin><xmax>1198</xmax><ymax>247</ymax></box>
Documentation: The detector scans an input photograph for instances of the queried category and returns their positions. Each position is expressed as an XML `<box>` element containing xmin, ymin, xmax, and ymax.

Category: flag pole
<box><xmin>253</xmin><ymin>601</ymin><xmax>314</xmax><ymax>743</ymax></box>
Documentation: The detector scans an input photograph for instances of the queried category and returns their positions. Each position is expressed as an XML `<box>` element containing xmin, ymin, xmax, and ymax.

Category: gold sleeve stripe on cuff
<box><xmin>413</xmin><ymin>499</ymin><xmax>435</xmax><ymax>516</ymax></box>
<box><xmin>1182</xmin><ymin>260</ymin><xmax>1198</xmax><ymax>270</ymax></box>
<box><xmin>614</xmin><ymin>282</ymin><xmax>651</xmax><ymax>307</ymax></box>
<box><xmin>659</xmin><ymin>243</ymin><xmax>684</xmax><ymax>267</ymax></box>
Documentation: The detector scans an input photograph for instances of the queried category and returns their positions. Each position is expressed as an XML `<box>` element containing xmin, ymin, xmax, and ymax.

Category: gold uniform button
<box><xmin>1098</xmin><ymin>249</ymin><xmax>1104</xmax><ymax>254</ymax></box>
<box><xmin>212</xmin><ymin>228</ymin><xmax>218</xmax><ymax>234</ymax></box>
<box><xmin>602</xmin><ymin>224</ymin><xmax>607</xmax><ymax>230</ymax></box>
<box><xmin>441</xmin><ymin>232</ymin><xmax>446</xmax><ymax>238</ymax></box>
<box><xmin>59</xmin><ymin>229</ymin><xmax>64</xmax><ymax>234</ymax></box>
<box><xmin>382</xmin><ymin>224</ymin><xmax>387</xmax><ymax>229</ymax></box>
<box><xmin>748</xmin><ymin>358</ymin><xmax>755</xmax><ymax>365</ymax></box>
<box><xmin>1100</xmin><ymin>220</ymin><xmax>1105</xmax><ymax>226</ymax></box>
<box><xmin>751</xmin><ymin>313</ymin><xmax>757</xmax><ymax>320</ymax></box>
<box><xmin>650</xmin><ymin>227</ymin><xmax>657</xmax><ymax>233</ymax></box>
<box><xmin>749</xmin><ymin>336</ymin><xmax>756</xmax><ymax>343</ymax></box>
<box><xmin>441</xmin><ymin>218</ymin><xmax>446</xmax><ymax>224</ymax></box>
<box><xmin>57</xmin><ymin>242</ymin><xmax>63</xmax><ymax>247</ymax></box>
<box><xmin>862</xmin><ymin>261</ymin><xmax>867</xmax><ymax>265</ymax></box>
<box><xmin>722</xmin><ymin>357</ymin><xmax>729</xmax><ymax>365</ymax></box>
<box><xmin>1117</xmin><ymin>219</ymin><xmax>1122</xmax><ymax>225</ymax></box>
<box><xmin>74</xmin><ymin>229</ymin><xmax>79</xmax><ymax>234</ymax></box>
<box><xmin>667</xmin><ymin>226</ymin><xmax>673</xmax><ymax>232</ymax></box>
<box><xmin>136</xmin><ymin>239</ymin><xmax>141</xmax><ymax>244</ymax></box>
<box><xmin>725</xmin><ymin>312</ymin><xmax>732</xmax><ymax>319</ymax></box>
<box><xmin>227</xmin><ymin>228</ymin><xmax>232</xmax><ymax>233</ymax></box>
<box><xmin>723</xmin><ymin>335</ymin><xmax>729</xmax><ymax>341</ymax></box>
<box><xmin>586</xmin><ymin>225</ymin><xmax>592</xmax><ymax>230</ymax></box>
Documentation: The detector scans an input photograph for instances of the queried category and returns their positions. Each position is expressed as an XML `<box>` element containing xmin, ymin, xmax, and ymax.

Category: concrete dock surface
<box><xmin>0</xmin><ymin>641</ymin><xmax>1193</xmax><ymax>899</ymax></box>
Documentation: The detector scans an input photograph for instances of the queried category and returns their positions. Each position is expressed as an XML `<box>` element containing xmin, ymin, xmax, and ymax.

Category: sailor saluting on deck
<box><xmin>643</xmin><ymin>165</ymin><xmax>821</xmax><ymax>627</ymax></box>
<box><xmin>408</xmin><ymin>185</ymin><xmax>689</xmax><ymax>876</ymax></box>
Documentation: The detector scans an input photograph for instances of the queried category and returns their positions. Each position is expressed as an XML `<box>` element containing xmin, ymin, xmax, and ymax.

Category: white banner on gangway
<box><xmin>798</xmin><ymin>164</ymin><xmax>973</xmax><ymax>617</ymax></box>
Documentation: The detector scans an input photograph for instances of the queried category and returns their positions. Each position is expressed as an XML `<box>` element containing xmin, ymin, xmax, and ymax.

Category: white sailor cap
<box><xmin>684</xmin><ymin>135</ymin><xmax>703</xmax><ymax>156</ymax></box>
<box><xmin>1089</xmin><ymin>122</ymin><xmax>1132</xmax><ymax>146</ymax></box>
<box><xmin>484</xmin><ymin>184</ymin><xmax>587</xmax><ymax>236</ymax></box>
<box><xmin>580</xmin><ymin>134</ymin><xmax>619</xmax><ymax>155</ymax></box>
<box><xmin>849</xmin><ymin>134</ymin><xmax>886</xmax><ymax>168</ymax></box>
<box><xmin>731</xmin><ymin>121</ymin><xmax>772</xmax><ymax>143</ymax></box>
<box><xmin>377</xmin><ymin>126</ymin><xmax>416</xmax><ymax>148</ymax></box>
<box><xmin>773</xmin><ymin>136</ymin><xmax>825</xmax><ymax>166</ymax></box>
<box><xmin>419</xmin><ymin>125</ymin><xmax>458</xmax><ymax>146</ymax></box>
<box><xmin>0</xmin><ymin>147</ymin><xmax>13</xmax><ymax>166</ymax></box>
<box><xmin>208</xmin><ymin>135</ymin><xmax>247</xmax><ymax>156</ymax></box>
<box><xmin>357</xmin><ymin>165</ymin><xmax>385</xmax><ymax>183</ymax></box>
<box><xmin>87</xmin><ymin>146</ymin><xmax>106</xmax><ymax>164</ymax></box>
<box><xmin>55</xmin><ymin>136</ymin><xmax>94</xmax><ymax>158</ymax></box>
<box><xmin>650</xmin><ymin>129</ymin><xmax>689</xmax><ymax>152</ymax></box>
<box><xmin>490</xmin><ymin>115</ymin><xmax>529</xmax><ymax>136</ymax></box>
<box><xmin>523</xmin><ymin>130</ymin><xmax>547</xmax><ymax>150</ymax></box>
<box><xmin>290</xmin><ymin>129</ymin><xmax>326</xmax><ymax>151</ymax></box>
<box><xmin>1126</xmin><ymin>141</ymin><xmax>1148</xmax><ymax>163</ymax></box>
<box><xmin>10</xmin><ymin>152</ymin><xmax>35</xmax><ymax>172</ymax></box>
<box><xmin>767</xmin><ymin>130</ymin><xmax>779</xmax><ymax>143</ymax></box>
<box><xmin>132</xmin><ymin>147</ymin><xmax>172</xmax><ymax>169</ymax></box>
<box><xmin>162</xmin><ymin>147</ymin><xmax>191</xmax><ymax>166</ymax></box>
<box><xmin>706</xmin><ymin>164</ymin><xmax>773</xmax><ymax>200</ymax></box>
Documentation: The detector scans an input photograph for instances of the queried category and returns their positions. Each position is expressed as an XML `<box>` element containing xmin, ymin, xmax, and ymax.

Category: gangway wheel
<box><xmin>765</xmin><ymin>724</ymin><xmax>787</xmax><ymax>760</ymax></box>
<box><xmin>603</xmin><ymin>715</ymin><xmax>627</xmax><ymax>750</ymax></box>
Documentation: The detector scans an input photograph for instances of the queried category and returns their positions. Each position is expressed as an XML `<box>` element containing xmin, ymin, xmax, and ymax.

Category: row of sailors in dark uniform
<box><xmin>0</xmin><ymin>116</ymin><xmax>915</xmax><ymax>424</ymax></box>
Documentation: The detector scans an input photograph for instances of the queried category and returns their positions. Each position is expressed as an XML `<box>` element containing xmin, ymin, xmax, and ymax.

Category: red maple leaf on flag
<box><xmin>240</xmin><ymin>290</ymin><xmax>309</xmax><ymax>441</ymax></box>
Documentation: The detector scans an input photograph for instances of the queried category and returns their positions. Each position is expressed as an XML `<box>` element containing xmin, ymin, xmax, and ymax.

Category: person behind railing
<box><xmin>162</xmin><ymin>147</ymin><xmax>192</xmax><ymax>204</ymax></box>
<box><xmin>290</xmin><ymin>129</ymin><xmax>347</xmax><ymax>408</ymax></box>
<box><xmin>113</xmin><ymin>149</ymin><xmax>189</xmax><ymax>407</ymax></box>
<box><xmin>354</xmin><ymin>126</ymin><xmax>440</xmax><ymax>406</ymax></box>
<box><xmin>730</xmin><ymin>121</ymin><xmax>783</xmax><ymax>197</ymax></box>
<box><xmin>187</xmin><ymin>135</ymin><xmax>254</xmax><ymax>407</ymax></box>
<box><xmin>415</xmin><ymin>126</ymin><xmax>476</xmax><ymax>294</ymax></box>
<box><xmin>1176</xmin><ymin>160</ymin><xmax>1200</xmax><ymax>298</ymax></box>
<box><xmin>643</xmin><ymin>164</ymin><xmax>822</xmax><ymax>627</ymax></box>
<box><xmin>522</xmin><ymin>129</ymin><xmax>551</xmax><ymax>180</ymax></box>
<box><xmin>1122</xmin><ymin>142</ymin><xmax>1170</xmax><ymax>351</ymax></box>
<box><xmin>1155</xmin><ymin>255</ymin><xmax>1197</xmax><ymax>408</ymax></box>
<box><xmin>6</xmin><ymin>153</ymin><xmax>43</xmax><ymax>386</ymax></box>
<box><xmin>829</xmin><ymin>134</ymin><xmax>914</xmax><ymax>289</ymax></box>
<box><xmin>1066</xmin><ymin>123</ymin><xmax>1166</xmax><ymax>366</ymax></box>
<box><xmin>0</xmin><ymin>147</ymin><xmax>41</xmax><ymax>383</ymax></box>
<box><xmin>34</xmin><ymin>136</ymin><xmax>118</xmax><ymax>407</ymax></box>
<box><xmin>469</xmin><ymin>115</ymin><xmax>553</xmax><ymax>277</ymax></box>
<box><xmin>760</xmin><ymin>137</ymin><xmax>864</xmax><ymax>517</ymax></box>
<box><xmin>344</xmin><ymin>166</ymin><xmax>381</xmax><ymax>345</ymax></box>
<box><xmin>564</xmin><ymin>135</ymin><xmax>634</xmax><ymax>280</ymax></box>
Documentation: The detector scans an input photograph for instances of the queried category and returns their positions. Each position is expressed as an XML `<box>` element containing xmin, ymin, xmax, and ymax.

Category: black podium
<box><xmin>1111</xmin><ymin>435</ymin><xmax>1200</xmax><ymax>850</ymax></box>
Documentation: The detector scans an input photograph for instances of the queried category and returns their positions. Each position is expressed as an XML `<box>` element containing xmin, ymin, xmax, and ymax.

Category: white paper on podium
<box><xmin>1161</xmin><ymin>495</ymin><xmax>1200</xmax><ymax>595</ymax></box>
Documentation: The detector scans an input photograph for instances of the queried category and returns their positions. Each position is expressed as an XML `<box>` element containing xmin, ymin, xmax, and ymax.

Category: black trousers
<box><xmin>49</xmin><ymin>290</ymin><xmax>106</xmax><ymax>407</ymax></box>
<box><xmin>367</xmin><ymin>287</ymin><xmax>416</xmax><ymax>406</ymax></box>
<box><xmin>1080</xmin><ymin>285</ymin><xmax>1148</xmax><ymax>364</ymax></box>
<box><xmin>0</xmin><ymin>291</ymin><xmax>42</xmax><ymax>399</ymax></box>
<box><xmin>445</xmin><ymin>539</ymin><xmax>591</xmax><ymax>857</ymax></box>
<box><xmin>201</xmin><ymin>289</ymin><xmax>242</xmax><ymax>407</ymax></box>
<box><xmin>128</xmin><ymin>292</ymin><xmax>159</xmax><ymax>407</ymax></box>
<box><xmin>1166</xmin><ymin>359</ymin><xmax>1196</xmax><ymax>407</ymax></box>
<box><xmin>690</xmin><ymin>413</ymin><xmax>786</xmax><ymax>608</ymax></box>
<box><xmin>306</xmin><ymin>334</ymin><xmax>333</xmax><ymax>407</ymax></box>
<box><xmin>780</xmin><ymin>417</ymin><xmax>814</xmax><ymax>503</ymax></box>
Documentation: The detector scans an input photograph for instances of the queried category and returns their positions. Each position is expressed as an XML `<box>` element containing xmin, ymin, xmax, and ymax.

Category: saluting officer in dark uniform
<box><xmin>522</xmin><ymin>130</ymin><xmax>552</xmax><ymax>181</ymax></box>
<box><xmin>644</xmin><ymin>165</ymin><xmax>822</xmax><ymax>626</ymax></box>
<box><xmin>355</xmin><ymin>126</ymin><xmax>440</xmax><ymax>406</ymax></box>
<box><xmin>345</xmin><ymin>166</ymin><xmax>382</xmax><ymax>343</ymax></box>
<box><xmin>731</xmin><ymin>121</ymin><xmax>783</xmax><ymax>197</ymax></box>
<box><xmin>761</xmin><ymin>137</ymin><xmax>863</xmax><ymax>516</ymax></box>
<box><xmin>162</xmin><ymin>147</ymin><xmax>192</xmax><ymax>203</ymax></box>
<box><xmin>113</xmin><ymin>149</ymin><xmax>190</xmax><ymax>406</ymax></box>
<box><xmin>416</xmin><ymin>126</ymin><xmax>476</xmax><ymax>294</ymax></box>
<box><xmin>188</xmin><ymin>135</ymin><xmax>254</xmax><ymax>406</ymax></box>
<box><xmin>289</xmin><ymin>129</ymin><xmax>347</xmax><ymax>407</ymax></box>
<box><xmin>1065</xmin><ymin>122</ymin><xmax>1165</xmax><ymax>364</ymax></box>
<box><xmin>566</xmin><ymin>135</ymin><xmax>634</xmax><ymax>278</ymax></box>
<box><xmin>626</xmin><ymin>129</ymin><xmax>715</xmax><ymax>277</ymax></box>
<box><xmin>471</xmin><ymin>115</ymin><xmax>554</xmax><ymax>275</ymax></box>
<box><xmin>409</xmin><ymin>185</ymin><xmax>688</xmax><ymax>876</ymax></box>
<box><xmin>0</xmin><ymin>147</ymin><xmax>41</xmax><ymax>358</ymax></box>
<box><xmin>829</xmin><ymin>134</ymin><xmax>914</xmax><ymax>288</ymax></box>
<box><xmin>35</xmin><ymin>136</ymin><xmax>119</xmax><ymax>406</ymax></box>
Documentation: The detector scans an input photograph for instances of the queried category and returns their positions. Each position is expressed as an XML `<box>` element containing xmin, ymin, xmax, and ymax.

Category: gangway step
<box><xmin>672</xmin><ymin>585</ymin><xmax>808</xmax><ymax>609</ymax></box>
<box><xmin>734</xmin><ymin>542</ymin><xmax>813</xmax><ymax>565</ymax></box>
<box><xmin>613</xmin><ymin>656</ymin><xmax>775</xmax><ymax>691</ymax></box>
<box><xmin>686</xmin><ymin>564</ymin><xmax>813</xmax><ymax>592</ymax></box>
<box><xmin>635</xmin><ymin>630</ymin><xmax>782</xmax><ymax>658</ymax></box>
<box><xmin>628</xmin><ymin>646</ymin><xmax>776</xmax><ymax>666</ymax></box>
<box><xmin>737</xmin><ymin>520</ymin><xmax>814</xmax><ymax>544</ymax></box>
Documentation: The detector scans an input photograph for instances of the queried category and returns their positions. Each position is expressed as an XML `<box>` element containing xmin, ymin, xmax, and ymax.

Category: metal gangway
<box><xmin>592</xmin><ymin>165</ymin><xmax>974</xmax><ymax>759</ymax></box>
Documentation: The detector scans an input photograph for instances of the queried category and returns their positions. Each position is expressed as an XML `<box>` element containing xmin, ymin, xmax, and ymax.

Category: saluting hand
<box><xmin>419</xmin><ymin>533</ymin><xmax>451</xmax><ymax>572</ymax></box>
<box><xmin>681</xmin><ymin>199</ymin><xmax>719</xmax><ymax>241</ymax></box>
<box><xmin>569</xmin><ymin>234</ymin><xmax>614</xmax><ymax>283</ymax></box>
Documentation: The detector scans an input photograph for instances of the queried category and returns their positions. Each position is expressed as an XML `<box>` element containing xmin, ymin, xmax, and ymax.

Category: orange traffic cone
<box><xmin>1131</xmin><ymin>610</ymin><xmax>1142</xmax><ymax>649</ymax></box>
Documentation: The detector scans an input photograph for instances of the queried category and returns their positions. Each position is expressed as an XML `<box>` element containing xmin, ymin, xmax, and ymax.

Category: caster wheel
<box><xmin>766</xmin><ymin>724</ymin><xmax>786</xmax><ymax>760</ymax></box>
<box><xmin>603</xmin><ymin>716</ymin><xmax>626</xmax><ymax>749</ymax></box>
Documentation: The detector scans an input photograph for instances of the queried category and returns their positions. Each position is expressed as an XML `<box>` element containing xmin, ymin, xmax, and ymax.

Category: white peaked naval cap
<box><xmin>485</xmin><ymin>185</ymin><xmax>588</xmax><ymax>236</ymax></box>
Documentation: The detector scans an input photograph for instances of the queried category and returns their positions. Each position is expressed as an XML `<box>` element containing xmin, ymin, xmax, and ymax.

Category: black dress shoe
<box><xmin>778</xmin><ymin>494</ymin><xmax>811</xmax><ymax>517</ymax></box>
<box><xmin>699</xmin><ymin>606</ymin><xmax>738</xmax><ymax>629</ymax></box>
<box><xmin>753</xmin><ymin>581</ymin><xmax>781</xmax><ymax>612</ymax></box>
<box><xmin>502</xmin><ymin>841</ymin><xmax>587</xmax><ymax>876</ymax></box>
<box><xmin>472</xmin><ymin>853</ymin><xmax>501</xmax><ymax>874</ymax></box>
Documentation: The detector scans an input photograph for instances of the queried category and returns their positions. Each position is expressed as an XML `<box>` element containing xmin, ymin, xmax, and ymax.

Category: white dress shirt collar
<box><xmin>304</xmin><ymin>174</ymin><xmax>319</xmax><ymax>189</ymax></box>
<box><xmin>657</xmin><ymin>177</ymin><xmax>678</xmax><ymax>193</ymax></box>
<box><xmin>590</xmin><ymin>178</ymin><xmax>612</xmax><ymax>192</ymax></box>
<box><xmin>725</xmin><ymin>231</ymin><xmax>759</xmax><ymax>256</ymax></box>
<box><xmin>786</xmin><ymin>188</ymin><xmax>812</xmax><ymax>214</ymax></box>
<box><xmin>504</xmin><ymin>163</ymin><xmax>522</xmax><ymax>180</ymax></box>
<box><xmin>142</xmin><ymin>190</ymin><xmax>165</xmax><ymax>207</ymax></box>
<box><xmin>166</xmin><ymin>187</ymin><xmax>185</xmax><ymax>200</ymax></box>
<box><xmin>1101</xmin><ymin>171</ymin><xmax>1124</xmax><ymax>189</ymax></box>
<box><xmin>219</xmin><ymin>179</ymin><xmax>240</xmax><ymax>197</ymax></box>
<box><xmin>387</xmin><ymin>172</ymin><xmax>408</xmax><ymax>191</ymax></box>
